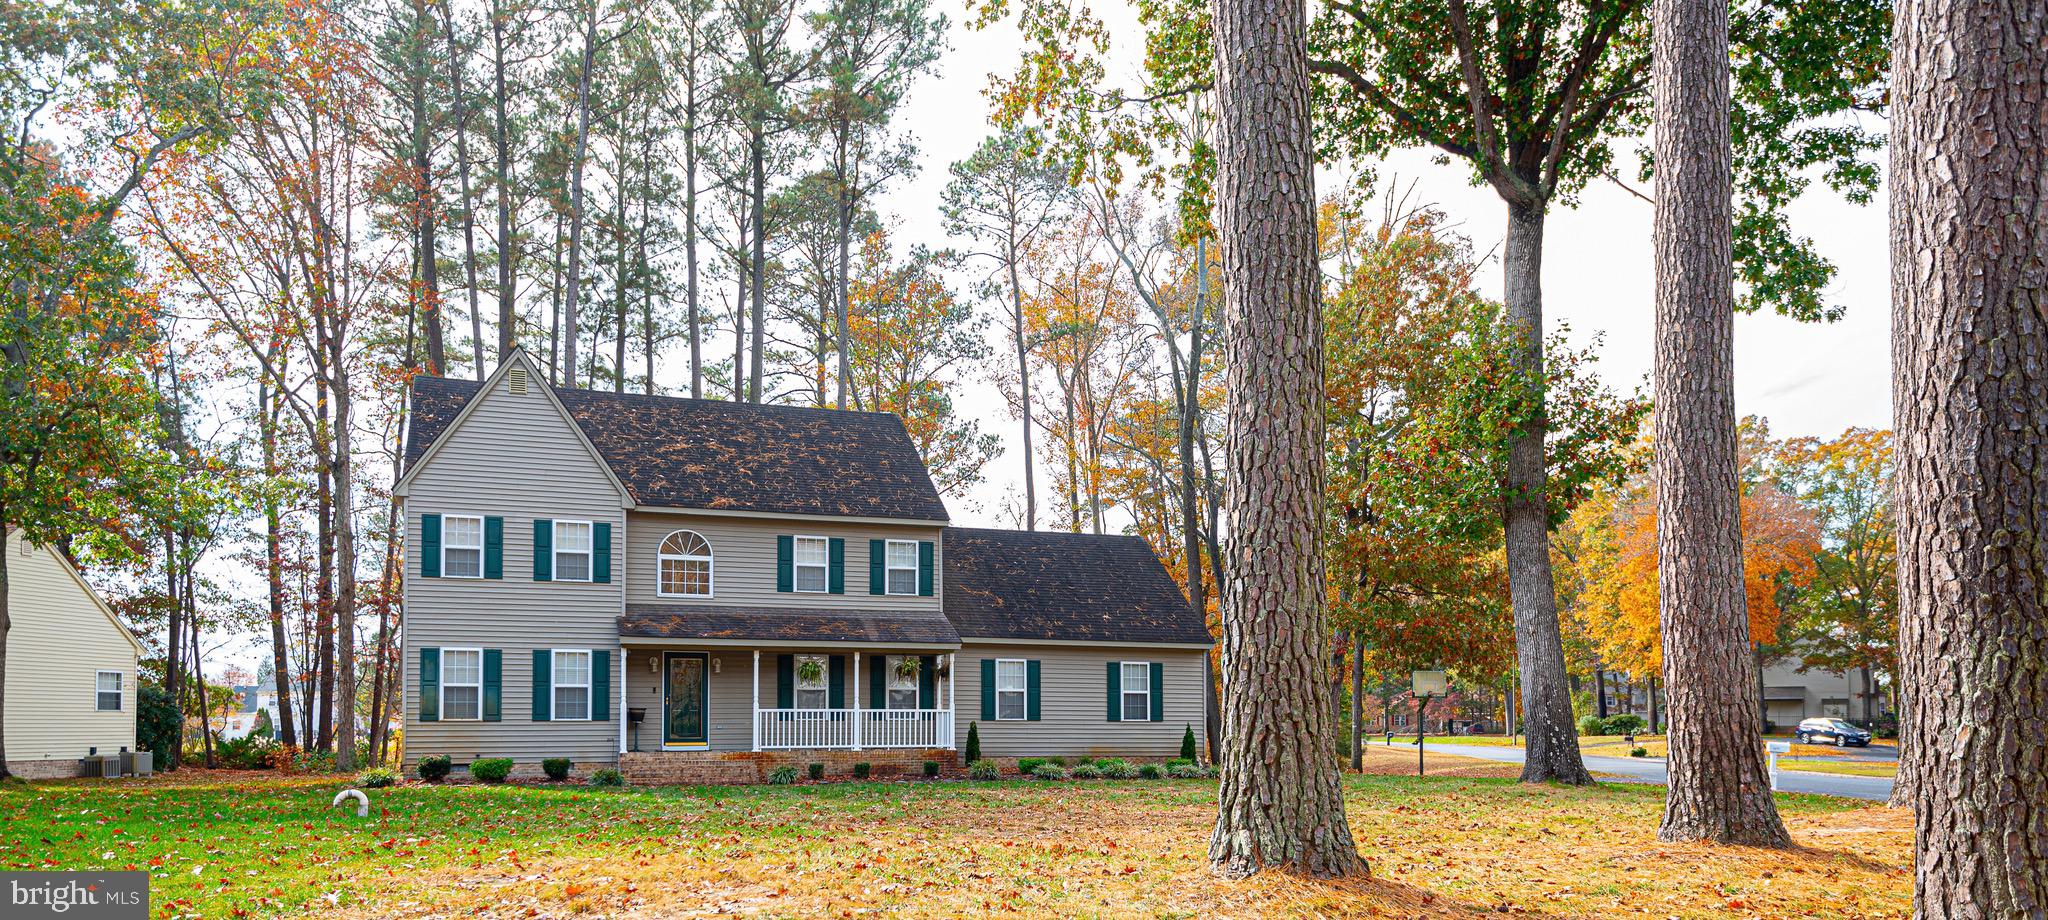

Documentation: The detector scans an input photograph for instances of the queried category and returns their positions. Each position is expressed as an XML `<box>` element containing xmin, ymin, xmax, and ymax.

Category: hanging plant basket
<box><xmin>894</xmin><ymin>657</ymin><xmax>922</xmax><ymax>680</ymax></box>
<box><xmin>796</xmin><ymin>658</ymin><xmax>825</xmax><ymax>684</ymax></box>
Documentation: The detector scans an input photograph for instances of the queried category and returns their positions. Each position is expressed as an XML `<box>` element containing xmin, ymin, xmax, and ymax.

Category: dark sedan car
<box><xmin>1795</xmin><ymin>717</ymin><xmax>1872</xmax><ymax>747</ymax></box>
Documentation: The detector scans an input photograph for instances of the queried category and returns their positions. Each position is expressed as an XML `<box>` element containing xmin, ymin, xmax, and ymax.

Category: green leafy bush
<box><xmin>589</xmin><ymin>768</ymin><xmax>623</xmax><ymax>788</ymax></box>
<box><xmin>1629</xmin><ymin>747</ymin><xmax>1649</xmax><ymax>758</ymax></box>
<box><xmin>542</xmin><ymin>758</ymin><xmax>572</xmax><ymax>781</ymax></box>
<box><xmin>355</xmin><ymin>768</ymin><xmax>398</xmax><ymax>788</ymax></box>
<box><xmin>767</xmin><ymin>766</ymin><xmax>800</xmax><ymax>785</ymax></box>
<box><xmin>967</xmin><ymin>759</ymin><xmax>1001</xmax><ymax>780</ymax></box>
<box><xmin>292</xmin><ymin>749</ymin><xmax>336</xmax><ymax>774</ymax></box>
<box><xmin>468</xmin><ymin>758</ymin><xmax>514</xmax><ymax>784</ymax></box>
<box><xmin>1137</xmin><ymin>764</ymin><xmax>1163</xmax><ymax>779</ymax></box>
<box><xmin>136</xmin><ymin>683</ymin><xmax>180</xmax><ymax>761</ymax></box>
<box><xmin>417</xmin><ymin>755</ymin><xmax>453</xmax><ymax>782</ymax></box>
<box><xmin>807</xmin><ymin>762</ymin><xmax>825</xmax><ymax>780</ymax></box>
<box><xmin>852</xmin><ymin>762</ymin><xmax>872</xmax><ymax>779</ymax></box>
<box><xmin>1070</xmin><ymin>764</ymin><xmax>1102</xmax><ymax>779</ymax></box>
<box><xmin>215</xmin><ymin>732</ymin><xmax>278</xmax><ymax>770</ymax></box>
<box><xmin>965</xmin><ymin>722</ymin><xmax>981</xmax><ymax>763</ymax></box>
<box><xmin>1577</xmin><ymin>714</ymin><xmax>1607</xmax><ymax>736</ymax></box>
<box><xmin>1181</xmin><ymin>724</ymin><xmax>1199</xmax><ymax>762</ymax></box>
<box><xmin>1602</xmin><ymin>714</ymin><xmax>1648</xmax><ymax>735</ymax></box>
<box><xmin>1167</xmin><ymin>762</ymin><xmax>1206</xmax><ymax>779</ymax></box>
<box><xmin>922</xmin><ymin>761</ymin><xmax>940</xmax><ymax>778</ymax></box>
<box><xmin>1031</xmin><ymin>763</ymin><xmax>1069</xmax><ymax>780</ymax></box>
<box><xmin>1164</xmin><ymin>758</ymin><xmax>1193</xmax><ymax>772</ymax></box>
<box><xmin>1017</xmin><ymin>757</ymin><xmax>1048</xmax><ymax>775</ymax></box>
<box><xmin>1096</xmin><ymin>759</ymin><xmax>1138</xmax><ymax>779</ymax></box>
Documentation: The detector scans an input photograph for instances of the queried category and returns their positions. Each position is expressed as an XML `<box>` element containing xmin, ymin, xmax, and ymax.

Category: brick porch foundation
<box><xmin>620</xmin><ymin>748</ymin><xmax>959</xmax><ymax>785</ymax></box>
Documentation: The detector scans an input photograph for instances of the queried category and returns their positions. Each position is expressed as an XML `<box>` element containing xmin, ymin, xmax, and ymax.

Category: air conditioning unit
<box><xmin>79</xmin><ymin>755</ymin><xmax>109</xmax><ymax>778</ymax></box>
<box><xmin>126</xmin><ymin>751</ymin><xmax>153</xmax><ymax>777</ymax></box>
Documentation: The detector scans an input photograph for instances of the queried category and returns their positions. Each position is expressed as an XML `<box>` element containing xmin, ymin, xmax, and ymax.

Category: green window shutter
<box><xmin>776</xmin><ymin>536</ymin><xmax>794</xmax><ymax>592</ymax></box>
<box><xmin>918</xmin><ymin>656</ymin><xmax>936</xmax><ymax>709</ymax></box>
<box><xmin>828</xmin><ymin>538</ymin><xmax>845</xmax><ymax>594</ymax></box>
<box><xmin>533</xmin><ymin>520</ymin><xmax>554</xmax><ymax>581</ymax></box>
<box><xmin>531</xmin><ymin>649</ymin><xmax>552</xmax><ymax>721</ymax></box>
<box><xmin>592</xmin><ymin>650</ymin><xmax>611</xmax><ymax>721</ymax></box>
<box><xmin>868</xmin><ymin>540</ymin><xmax>886</xmax><ymax>594</ymax></box>
<box><xmin>482</xmin><ymin>650</ymin><xmax>502</xmax><ymax>721</ymax></box>
<box><xmin>917</xmin><ymin>541</ymin><xmax>935</xmax><ymax>596</ymax></box>
<box><xmin>483</xmin><ymin>517</ymin><xmax>504</xmax><ymax>579</ymax></box>
<box><xmin>1026</xmin><ymin>660</ymin><xmax>1042</xmax><ymax>721</ymax></box>
<box><xmin>777</xmin><ymin>654</ymin><xmax>794</xmax><ymax>708</ymax></box>
<box><xmin>419</xmin><ymin>647</ymin><xmax>440</xmax><ymax>722</ymax></box>
<box><xmin>829</xmin><ymin>655</ymin><xmax>846</xmax><ymax>708</ymax></box>
<box><xmin>1106</xmin><ymin>661</ymin><xmax>1122</xmax><ymax>722</ymax></box>
<box><xmin>420</xmin><ymin>514</ymin><xmax>442</xmax><ymax>578</ymax></box>
<box><xmin>870</xmin><ymin>658</ymin><xmax>886</xmax><ymax>709</ymax></box>
<box><xmin>1149</xmin><ymin>662</ymin><xmax>1164</xmax><ymax>722</ymax></box>
<box><xmin>980</xmin><ymin>659</ymin><xmax>995</xmax><ymax>720</ymax></box>
<box><xmin>593</xmin><ymin>522</ymin><xmax>612</xmax><ymax>583</ymax></box>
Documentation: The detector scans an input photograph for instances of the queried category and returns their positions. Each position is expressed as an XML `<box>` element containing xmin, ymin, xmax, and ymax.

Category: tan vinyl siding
<box><xmin>954</xmin><ymin>643</ymin><xmax>1207</xmax><ymax>759</ymax></box>
<box><xmin>402</xmin><ymin>356</ymin><xmax>628</xmax><ymax>766</ymax></box>
<box><xmin>2</xmin><ymin>530</ymin><xmax>139</xmax><ymax>764</ymax></box>
<box><xmin>624</xmin><ymin>512</ymin><xmax>942</xmax><ymax>610</ymax></box>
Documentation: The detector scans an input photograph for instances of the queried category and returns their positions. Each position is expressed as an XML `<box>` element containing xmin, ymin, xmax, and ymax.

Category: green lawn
<box><xmin>2</xmin><ymin>763</ymin><xmax>1911</xmax><ymax>919</ymax></box>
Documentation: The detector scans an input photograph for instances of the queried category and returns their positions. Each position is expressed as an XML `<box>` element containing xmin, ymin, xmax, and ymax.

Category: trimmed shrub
<box><xmin>1164</xmin><ymin>758</ymin><xmax>1194</xmax><ymax>772</ymax></box>
<box><xmin>136</xmin><ymin>683</ymin><xmax>181</xmax><ymax>761</ymax></box>
<box><xmin>355</xmin><ymin>767</ymin><xmax>398</xmax><ymax>789</ymax></box>
<box><xmin>1167</xmin><ymin>762</ymin><xmax>1205</xmax><ymax>779</ymax></box>
<box><xmin>923</xmin><ymin>761</ymin><xmax>941</xmax><ymax>778</ymax></box>
<box><xmin>1047</xmin><ymin>756</ymin><xmax>1068</xmax><ymax>767</ymax></box>
<box><xmin>1602</xmin><ymin>714</ymin><xmax>1648</xmax><ymax>736</ymax></box>
<box><xmin>1071</xmin><ymin>764</ymin><xmax>1103</xmax><ymax>780</ymax></box>
<box><xmin>1629</xmin><ymin>746</ymin><xmax>1649</xmax><ymax>758</ymax></box>
<box><xmin>291</xmin><ymin>749</ymin><xmax>336</xmax><ymax>774</ymax></box>
<box><xmin>417</xmin><ymin>755</ymin><xmax>453</xmax><ymax>782</ymax></box>
<box><xmin>542</xmin><ymin>758</ymin><xmax>573</xmax><ymax>782</ymax></box>
<box><xmin>767</xmin><ymin>766</ymin><xmax>800</xmax><ymax>785</ymax></box>
<box><xmin>1180</xmin><ymin>724</ymin><xmax>1199</xmax><ymax>762</ymax></box>
<box><xmin>1096</xmin><ymin>759</ymin><xmax>1138</xmax><ymax>780</ymax></box>
<box><xmin>852</xmin><ymin>762</ymin><xmax>872</xmax><ymax>779</ymax></box>
<box><xmin>1017</xmin><ymin>757</ymin><xmax>1048</xmax><ymax>775</ymax></box>
<box><xmin>1031</xmin><ymin>763</ymin><xmax>1069</xmax><ymax>781</ymax></box>
<box><xmin>589</xmin><ymin>768</ymin><xmax>624</xmax><ymax>788</ymax></box>
<box><xmin>965</xmin><ymin>721</ymin><xmax>982</xmax><ymax>763</ymax></box>
<box><xmin>1137</xmin><ymin>764</ymin><xmax>1164</xmax><ymax>779</ymax></box>
<box><xmin>967</xmin><ymin>759</ymin><xmax>1001</xmax><ymax>781</ymax></box>
<box><xmin>807</xmin><ymin>762</ymin><xmax>825</xmax><ymax>780</ymax></box>
<box><xmin>1576</xmin><ymin>714</ymin><xmax>1607</xmax><ymax>737</ymax></box>
<box><xmin>468</xmin><ymin>758</ymin><xmax>514</xmax><ymax>784</ymax></box>
<box><xmin>216</xmin><ymin>732</ymin><xmax>278</xmax><ymax>770</ymax></box>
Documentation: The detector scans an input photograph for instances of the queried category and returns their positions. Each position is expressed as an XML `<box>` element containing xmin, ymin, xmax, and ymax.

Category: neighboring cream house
<box><xmin>397</xmin><ymin>352</ymin><xmax>1212</xmax><ymax>783</ymax></box>
<box><xmin>3</xmin><ymin>529</ymin><xmax>144</xmax><ymax>778</ymax></box>
<box><xmin>1762</xmin><ymin>657</ymin><xmax>1891</xmax><ymax>727</ymax></box>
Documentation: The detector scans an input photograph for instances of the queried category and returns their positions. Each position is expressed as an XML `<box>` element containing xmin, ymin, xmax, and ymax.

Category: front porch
<box><xmin>619</xmin><ymin>642</ymin><xmax>961</xmax><ymax>755</ymax></box>
<box><xmin>618</xmin><ymin>747</ymin><xmax>960</xmax><ymax>785</ymax></box>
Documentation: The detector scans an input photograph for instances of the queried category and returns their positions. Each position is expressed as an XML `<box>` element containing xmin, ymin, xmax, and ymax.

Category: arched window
<box><xmin>657</xmin><ymin>530</ymin><xmax>714</xmax><ymax>597</ymax></box>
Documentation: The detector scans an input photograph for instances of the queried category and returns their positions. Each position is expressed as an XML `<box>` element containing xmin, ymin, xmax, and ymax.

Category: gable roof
<box><xmin>5</xmin><ymin>528</ymin><xmax>146</xmax><ymax>657</ymax></box>
<box><xmin>405</xmin><ymin>367</ymin><xmax>949</xmax><ymax>522</ymax></box>
<box><xmin>941</xmin><ymin>528</ymin><xmax>1212</xmax><ymax>645</ymax></box>
<box><xmin>620</xmin><ymin>604</ymin><xmax>960</xmax><ymax>646</ymax></box>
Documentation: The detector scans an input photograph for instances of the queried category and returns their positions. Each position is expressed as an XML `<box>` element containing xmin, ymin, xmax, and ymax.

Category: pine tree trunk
<box><xmin>1651</xmin><ymin>0</ymin><xmax>1788</xmax><ymax>846</ymax></box>
<box><xmin>748</xmin><ymin>127</ymin><xmax>767</xmax><ymax>403</ymax></box>
<box><xmin>561</xmin><ymin>1</ymin><xmax>599</xmax><ymax>388</ymax></box>
<box><xmin>1891</xmin><ymin>0</ymin><xmax>2048</xmax><ymax>909</ymax></box>
<box><xmin>491</xmin><ymin>0</ymin><xmax>516</xmax><ymax>361</ymax></box>
<box><xmin>412</xmin><ymin>0</ymin><xmax>444</xmax><ymax>376</ymax></box>
<box><xmin>1206</xmin><ymin>0</ymin><xmax>1362</xmax><ymax>877</ymax></box>
<box><xmin>1006</xmin><ymin>235</ymin><xmax>1037</xmax><ymax>529</ymax></box>
<box><xmin>260</xmin><ymin>378</ymin><xmax>298</xmax><ymax>750</ymax></box>
<box><xmin>1348</xmin><ymin>634</ymin><xmax>1364</xmax><ymax>771</ymax></box>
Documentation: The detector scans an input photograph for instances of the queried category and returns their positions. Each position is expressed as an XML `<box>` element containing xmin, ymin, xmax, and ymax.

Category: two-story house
<box><xmin>397</xmin><ymin>352</ymin><xmax>1212</xmax><ymax>783</ymax></box>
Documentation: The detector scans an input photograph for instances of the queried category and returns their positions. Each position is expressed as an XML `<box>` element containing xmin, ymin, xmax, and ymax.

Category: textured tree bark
<box><xmin>1206</xmin><ymin>0</ymin><xmax>1363</xmax><ymax>879</ymax></box>
<box><xmin>1501</xmin><ymin>205</ymin><xmax>1594</xmax><ymax>786</ymax></box>
<box><xmin>1891</xmin><ymin>0</ymin><xmax>2048</xmax><ymax>911</ymax></box>
<box><xmin>1651</xmin><ymin>0</ymin><xmax>1788</xmax><ymax>846</ymax></box>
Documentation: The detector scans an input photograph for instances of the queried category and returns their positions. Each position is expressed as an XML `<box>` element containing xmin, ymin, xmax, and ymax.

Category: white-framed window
<box><xmin>442</xmin><ymin>648</ymin><xmax>483</xmax><ymax>721</ymax></box>
<box><xmin>884</xmin><ymin>540</ymin><xmax>919</xmax><ymax>596</ymax></box>
<box><xmin>442</xmin><ymin>514</ymin><xmax>484</xmax><ymax>578</ymax></box>
<box><xmin>554</xmin><ymin>520</ymin><xmax>593</xmax><ymax>582</ymax></box>
<box><xmin>995</xmin><ymin>659</ymin><xmax>1027</xmax><ymax>721</ymax></box>
<box><xmin>94</xmin><ymin>671</ymin><xmax>123</xmax><ymax>712</ymax></box>
<box><xmin>885</xmin><ymin>655</ymin><xmax>920</xmax><ymax>710</ymax></box>
<box><xmin>553</xmin><ymin>650</ymin><xmax>592</xmax><ymax>720</ymax></box>
<box><xmin>657</xmin><ymin>530</ymin><xmax>714</xmax><ymax>597</ymax></box>
<box><xmin>1120</xmin><ymin>661</ymin><xmax>1150</xmax><ymax>721</ymax></box>
<box><xmin>795</xmin><ymin>654</ymin><xmax>829</xmax><ymax>709</ymax></box>
<box><xmin>792</xmin><ymin>536</ymin><xmax>829</xmax><ymax>593</ymax></box>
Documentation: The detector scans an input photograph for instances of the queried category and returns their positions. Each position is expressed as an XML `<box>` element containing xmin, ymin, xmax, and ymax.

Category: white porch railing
<box><xmin>754</xmin><ymin>708</ymin><xmax>954</xmax><ymax>750</ymax></box>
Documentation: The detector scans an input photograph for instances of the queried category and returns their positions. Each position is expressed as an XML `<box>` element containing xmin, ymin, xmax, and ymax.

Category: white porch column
<box><xmin>947</xmin><ymin>654</ymin><xmax>958</xmax><ymax>750</ymax></box>
<box><xmin>618</xmin><ymin>648</ymin><xmax>628</xmax><ymax>754</ymax></box>
<box><xmin>852</xmin><ymin>652</ymin><xmax>863</xmax><ymax>751</ymax></box>
<box><xmin>751</xmin><ymin>650</ymin><xmax>761</xmax><ymax>752</ymax></box>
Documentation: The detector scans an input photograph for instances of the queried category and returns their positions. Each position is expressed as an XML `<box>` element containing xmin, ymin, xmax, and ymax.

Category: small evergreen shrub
<box><xmin>1630</xmin><ymin>746</ymin><xmax>1649</xmax><ymax>758</ymax></box>
<box><xmin>807</xmin><ymin>762</ymin><xmax>825</xmax><ymax>780</ymax></box>
<box><xmin>1167</xmin><ymin>762</ymin><xmax>1205</xmax><ymax>779</ymax></box>
<box><xmin>1576</xmin><ymin>714</ymin><xmax>1608</xmax><ymax>736</ymax></box>
<box><xmin>542</xmin><ymin>758</ymin><xmax>573</xmax><ymax>781</ymax></box>
<box><xmin>1096</xmin><ymin>759</ymin><xmax>1138</xmax><ymax>779</ymax></box>
<box><xmin>1070</xmin><ymin>764</ymin><xmax>1102</xmax><ymax>780</ymax></box>
<box><xmin>1031</xmin><ymin>763</ymin><xmax>1069</xmax><ymax>780</ymax></box>
<box><xmin>767</xmin><ymin>766</ymin><xmax>800</xmax><ymax>785</ymax></box>
<box><xmin>589</xmin><ymin>768</ymin><xmax>623</xmax><ymax>788</ymax></box>
<box><xmin>852</xmin><ymin>762</ymin><xmax>872</xmax><ymax>779</ymax></box>
<box><xmin>468</xmin><ymin>758</ymin><xmax>514</xmax><ymax>784</ymax></box>
<box><xmin>1164</xmin><ymin>758</ymin><xmax>1194</xmax><ymax>772</ymax></box>
<box><xmin>1047</xmin><ymin>756</ymin><xmax>1068</xmax><ymax>767</ymax></box>
<box><xmin>967</xmin><ymin>759</ymin><xmax>1001</xmax><ymax>780</ymax></box>
<box><xmin>1137</xmin><ymin>764</ymin><xmax>1164</xmax><ymax>779</ymax></box>
<box><xmin>1602</xmin><ymin>714</ymin><xmax>1649</xmax><ymax>735</ymax></box>
<box><xmin>1180</xmin><ymin>724</ymin><xmax>1199</xmax><ymax>762</ymax></box>
<box><xmin>1017</xmin><ymin>757</ymin><xmax>1048</xmax><ymax>775</ymax></box>
<box><xmin>922</xmin><ymin>761</ymin><xmax>941</xmax><ymax>778</ymax></box>
<box><xmin>355</xmin><ymin>767</ymin><xmax>398</xmax><ymax>789</ymax></box>
<box><xmin>965</xmin><ymin>721</ymin><xmax>982</xmax><ymax>763</ymax></box>
<box><xmin>416</xmin><ymin>755</ymin><xmax>453</xmax><ymax>782</ymax></box>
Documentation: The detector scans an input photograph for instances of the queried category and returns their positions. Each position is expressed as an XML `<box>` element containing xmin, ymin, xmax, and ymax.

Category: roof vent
<box><xmin>507</xmin><ymin>366</ymin><xmax>528</xmax><ymax>394</ymax></box>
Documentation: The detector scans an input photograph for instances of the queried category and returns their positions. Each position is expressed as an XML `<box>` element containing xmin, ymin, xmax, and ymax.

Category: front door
<box><xmin>663</xmin><ymin>652</ymin><xmax>708</xmax><ymax>746</ymax></box>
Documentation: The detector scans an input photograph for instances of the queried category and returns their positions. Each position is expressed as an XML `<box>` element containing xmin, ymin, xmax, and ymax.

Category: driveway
<box><xmin>1398</xmin><ymin>740</ymin><xmax>1895</xmax><ymax>802</ymax></box>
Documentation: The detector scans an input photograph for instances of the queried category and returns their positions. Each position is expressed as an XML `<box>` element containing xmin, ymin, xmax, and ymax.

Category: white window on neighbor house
<box><xmin>95</xmin><ymin>671</ymin><xmax>123</xmax><ymax>712</ymax></box>
<box><xmin>886</xmin><ymin>655</ymin><xmax>919</xmax><ymax>710</ymax></box>
<box><xmin>1121</xmin><ymin>662</ymin><xmax>1150</xmax><ymax>721</ymax></box>
<box><xmin>885</xmin><ymin>540</ymin><xmax>919</xmax><ymax>595</ymax></box>
<box><xmin>995</xmin><ymin>659</ymin><xmax>1027</xmax><ymax>721</ymax></box>
<box><xmin>554</xmin><ymin>521</ymin><xmax>593</xmax><ymax>582</ymax></box>
<box><xmin>657</xmin><ymin>530</ymin><xmax>714</xmax><ymax>597</ymax></box>
<box><xmin>443</xmin><ymin>514</ymin><xmax>484</xmax><ymax>578</ymax></box>
<box><xmin>795</xmin><ymin>654</ymin><xmax>830</xmax><ymax>710</ymax></box>
<box><xmin>442</xmin><ymin>648</ymin><xmax>483</xmax><ymax>721</ymax></box>
<box><xmin>793</xmin><ymin>537</ymin><xmax>829</xmax><ymax>593</ymax></box>
<box><xmin>554</xmin><ymin>650</ymin><xmax>592</xmax><ymax>720</ymax></box>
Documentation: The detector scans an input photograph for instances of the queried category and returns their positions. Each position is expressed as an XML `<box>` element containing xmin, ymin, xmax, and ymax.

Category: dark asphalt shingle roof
<box><xmin>621</xmin><ymin>604</ymin><xmax>961</xmax><ymax>645</ymax></box>
<box><xmin>406</xmin><ymin>375</ymin><xmax>948</xmax><ymax>521</ymax></box>
<box><xmin>941</xmin><ymin>528</ymin><xmax>1213</xmax><ymax>645</ymax></box>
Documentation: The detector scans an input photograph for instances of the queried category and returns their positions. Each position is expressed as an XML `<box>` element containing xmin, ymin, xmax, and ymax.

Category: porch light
<box><xmin>648</xmin><ymin>656</ymin><xmax>659</xmax><ymax>674</ymax></box>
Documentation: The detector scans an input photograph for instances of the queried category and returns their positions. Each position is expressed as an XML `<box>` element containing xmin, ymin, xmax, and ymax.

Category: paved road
<box><xmin>1403</xmin><ymin>741</ymin><xmax>1895</xmax><ymax>802</ymax></box>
